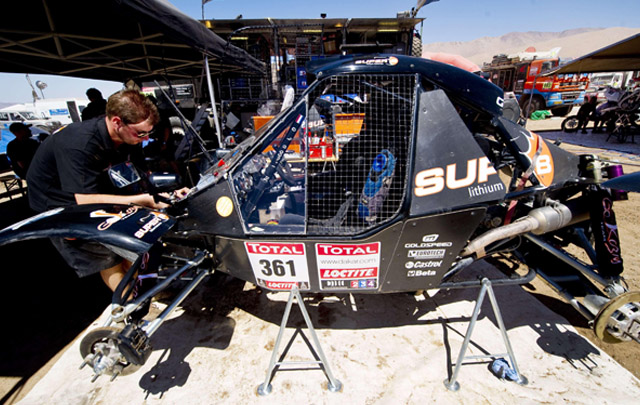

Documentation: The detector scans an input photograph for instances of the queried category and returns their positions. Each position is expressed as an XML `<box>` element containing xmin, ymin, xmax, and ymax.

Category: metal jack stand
<box><xmin>444</xmin><ymin>278</ymin><xmax>528</xmax><ymax>391</ymax></box>
<box><xmin>257</xmin><ymin>286</ymin><xmax>342</xmax><ymax>396</ymax></box>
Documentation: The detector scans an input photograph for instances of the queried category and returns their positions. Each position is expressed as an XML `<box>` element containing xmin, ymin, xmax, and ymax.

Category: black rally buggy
<box><xmin>1</xmin><ymin>54</ymin><xmax>638</xmax><ymax>380</ymax></box>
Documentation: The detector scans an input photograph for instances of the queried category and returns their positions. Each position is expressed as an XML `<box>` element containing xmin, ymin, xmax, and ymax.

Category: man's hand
<box><xmin>172</xmin><ymin>187</ymin><xmax>191</xmax><ymax>201</ymax></box>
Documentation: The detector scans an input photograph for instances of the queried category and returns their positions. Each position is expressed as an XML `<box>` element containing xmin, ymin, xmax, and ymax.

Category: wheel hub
<box><xmin>79</xmin><ymin>326</ymin><xmax>139</xmax><ymax>381</ymax></box>
<box><xmin>89</xmin><ymin>341</ymin><xmax>125</xmax><ymax>380</ymax></box>
<box><xmin>594</xmin><ymin>291</ymin><xmax>640</xmax><ymax>343</ymax></box>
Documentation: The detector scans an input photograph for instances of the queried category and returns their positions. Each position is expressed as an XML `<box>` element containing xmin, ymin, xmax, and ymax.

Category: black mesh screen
<box><xmin>307</xmin><ymin>74</ymin><xmax>416</xmax><ymax>235</ymax></box>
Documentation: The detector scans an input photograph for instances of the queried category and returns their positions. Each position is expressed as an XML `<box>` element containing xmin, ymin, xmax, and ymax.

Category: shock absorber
<box><xmin>589</xmin><ymin>187</ymin><xmax>624</xmax><ymax>277</ymax></box>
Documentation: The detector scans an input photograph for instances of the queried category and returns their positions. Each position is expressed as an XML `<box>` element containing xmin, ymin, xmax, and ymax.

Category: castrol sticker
<box><xmin>316</xmin><ymin>242</ymin><xmax>381</xmax><ymax>290</ymax></box>
<box><xmin>245</xmin><ymin>242</ymin><xmax>310</xmax><ymax>291</ymax></box>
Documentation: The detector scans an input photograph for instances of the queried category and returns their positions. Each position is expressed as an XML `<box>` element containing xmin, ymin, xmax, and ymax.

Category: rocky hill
<box><xmin>423</xmin><ymin>27</ymin><xmax>640</xmax><ymax>66</ymax></box>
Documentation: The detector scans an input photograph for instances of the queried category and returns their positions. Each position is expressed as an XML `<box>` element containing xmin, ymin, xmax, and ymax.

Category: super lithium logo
<box><xmin>414</xmin><ymin>157</ymin><xmax>503</xmax><ymax>197</ymax></box>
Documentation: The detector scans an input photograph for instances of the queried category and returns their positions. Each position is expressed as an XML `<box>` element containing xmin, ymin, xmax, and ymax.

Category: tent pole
<box><xmin>204</xmin><ymin>55</ymin><xmax>223</xmax><ymax>147</ymax></box>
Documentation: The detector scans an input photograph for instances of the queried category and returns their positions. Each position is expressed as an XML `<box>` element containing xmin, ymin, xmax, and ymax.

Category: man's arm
<box><xmin>75</xmin><ymin>188</ymin><xmax>189</xmax><ymax>209</ymax></box>
<box><xmin>75</xmin><ymin>193</ymin><xmax>166</xmax><ymax>209</ymax></box>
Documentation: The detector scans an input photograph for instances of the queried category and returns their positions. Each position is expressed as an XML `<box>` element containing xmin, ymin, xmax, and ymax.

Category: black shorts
<box><xmin>51</xmin><ymin>237</ymin><xmax>122</xmax><ymax>277</ymax></box>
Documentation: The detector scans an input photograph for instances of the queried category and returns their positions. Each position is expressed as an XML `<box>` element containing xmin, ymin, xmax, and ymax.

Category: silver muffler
<box><xmin>462</xmin><ymin>199</ymin><xmax>588</xmax><ymax>258</ymax></box>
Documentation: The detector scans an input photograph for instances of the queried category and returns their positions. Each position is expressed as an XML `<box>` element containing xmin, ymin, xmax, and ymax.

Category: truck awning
<box><xmin>543</xmin><ymin>33</ymin><xmax>640</xmax><ymax>76</ymax></box>
<box><xmin>0</xmin><ymin>0</ymin><xmax>265</xmax><ymax>83</ymax></box>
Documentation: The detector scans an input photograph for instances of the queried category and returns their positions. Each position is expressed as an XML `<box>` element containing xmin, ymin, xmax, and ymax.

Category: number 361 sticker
<box><xmin>244</xmin><ymin>242</ymin><xmax>310</xmax><ymax>291</ymax></box>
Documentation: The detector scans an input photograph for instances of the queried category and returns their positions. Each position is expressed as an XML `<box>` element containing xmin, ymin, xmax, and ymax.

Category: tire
<box><xmin>561</xmin><ymin>116</ymin><xmax>580</xmax><ymax>132</ymax></box>
<box><xmin>411</xmin><ymin>35</ymin><xmax>422</xmax><ymax>57</ymax></box>
<box><xmin>520</xmin><ymin>96</ymin><xmax>544</xmax><ymax>118</ymax></box>
<box><xmin>551</xmin><ymin>106</ymin><xmax>572</xmax><ymax>117</ymax></box>
<box><xmin>79</xmin><ymin>326</ymin><xmax>140</xmax><ymax>376</ymax></box>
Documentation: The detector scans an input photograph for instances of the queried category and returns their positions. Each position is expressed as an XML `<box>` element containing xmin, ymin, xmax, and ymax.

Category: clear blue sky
<box><xmin>1</xmin><ymin>0</ymin><xmax>638</xmax><ymax>104</ymax></box>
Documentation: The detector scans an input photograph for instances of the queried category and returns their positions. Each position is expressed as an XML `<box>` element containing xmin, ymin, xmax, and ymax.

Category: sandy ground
<box><xmin>527</xmin><ymin>119</ymin><xmax>640</xmax><ymax>381</ymax></box>
<box><xmin>3</xmin><ymin>117</ymin><xmax>640</xmax><ymax>404</ymax></box>
<box><xmin>14</xmin><ymin>262</ymin><xmax>640</xmax><ymax>405</ymax></box>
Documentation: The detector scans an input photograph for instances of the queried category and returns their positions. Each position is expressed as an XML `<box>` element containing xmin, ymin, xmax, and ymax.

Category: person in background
<box><xmin>81</xmin><ymin>88</ymin><xmax>107</xmax><ymax>121</ymax></box>
<box><xmin>27</xmin><ymin>89</ymin><xmax>189</xmax><ymax>293</ymax></box>
<box><xmin>577</xmin><ymin>95</ymin><xmax>598</xmax><ymax>134</ymax></box>
<box><xmin>7</xmin><ymin>122</ymin><xmax>40</xmax><ymax>179</ymax></box>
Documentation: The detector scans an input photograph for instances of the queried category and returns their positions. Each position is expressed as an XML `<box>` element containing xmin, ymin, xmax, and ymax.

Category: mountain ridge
<box><xmin>423</xmin><ymin>27</ymin><xmax>640</xmax><ymax>66</ymax></box>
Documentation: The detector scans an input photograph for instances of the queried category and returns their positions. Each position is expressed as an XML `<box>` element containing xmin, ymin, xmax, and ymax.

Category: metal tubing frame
<box><xmin>143</xmin><ymin>268</ymin><xmax>211</xmax><ymax>337</ymax></box>
<box><xmin>204</xmin><ymin>55</ymin><xmax>223</xmax><ymax>146</ymax></box>
<box><xmin>524</xmin><ymin>233</ymin><xmax>610</xmax><ymax>288</ymax></box>
<box><xmin>108</xmin><ymin>250</ymin><xmax>207</xmax><ymax>324</ymax></box>
<box><xmin>444</xmin><ymin>278</ymin><xmax>527</xmax><ymax>391</ymax></box>
<box><xmin>257</xmin><ymin>286</ymin><xmax>342</xmax><ymax>395</ymax></box>
<box><xmin>534</xmin><ymin>268</ymin><xmax>597</xmax><ymax>320</ymax></box>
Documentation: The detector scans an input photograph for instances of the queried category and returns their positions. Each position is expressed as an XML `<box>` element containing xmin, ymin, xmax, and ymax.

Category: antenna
<box><xmin>25</xmin><ymin>74</ymin><xmax>40</xmax><ymax>102</ymax></box>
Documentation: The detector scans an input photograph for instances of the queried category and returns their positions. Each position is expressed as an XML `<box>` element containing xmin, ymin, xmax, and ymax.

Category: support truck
<box><xmin>483</xmin><ymin>51</ymin><xmax>589</xmax><ymax>117</ymax></box>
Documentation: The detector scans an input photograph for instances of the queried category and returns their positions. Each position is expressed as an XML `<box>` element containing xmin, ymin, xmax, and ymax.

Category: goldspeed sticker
<box><xmin>245</xmin><ymin>242</ymin><xmax>310</xmax><ymax>291</ymax></box>
<box><xmin>316</xmin><ymin>242</ymin><xmax>380</xmax><ymax>290</ymax></box>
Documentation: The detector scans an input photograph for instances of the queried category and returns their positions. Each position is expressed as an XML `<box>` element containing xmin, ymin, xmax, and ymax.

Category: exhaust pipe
<box><xmin>462</xmin><ymin>199</ymin><xmax>589</xmax><ymax>258</ymax></box>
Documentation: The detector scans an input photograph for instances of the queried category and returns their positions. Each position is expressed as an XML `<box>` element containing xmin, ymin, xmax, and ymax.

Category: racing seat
<box><xmin>308</xmin><ymin>130</ymin><xmax>400</xmax><ymax>234</ymax></box>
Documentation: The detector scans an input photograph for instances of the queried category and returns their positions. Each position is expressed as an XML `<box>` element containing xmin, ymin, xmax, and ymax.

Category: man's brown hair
<box><xmin>106</xmin><ymin>89</ymin><xmax>160</xmax><ymax>126</ymax></box>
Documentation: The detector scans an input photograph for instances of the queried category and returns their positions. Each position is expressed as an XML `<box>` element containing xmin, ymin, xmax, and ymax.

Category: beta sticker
<box><xmin>316</xmin><ymin>242</ymin><xmax>381</xmax><ymax>290</ymax></box>
<box><xmin>245</xmin><ymin>242</ymin><xmax>310</xmax><ymax>291</ymax></box>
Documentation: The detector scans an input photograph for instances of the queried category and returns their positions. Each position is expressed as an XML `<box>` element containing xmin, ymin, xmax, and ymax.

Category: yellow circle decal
<box><xmin>216</xmin><ymin>196</ymin><xmax>234</xmax><ymax>217</ymax></box>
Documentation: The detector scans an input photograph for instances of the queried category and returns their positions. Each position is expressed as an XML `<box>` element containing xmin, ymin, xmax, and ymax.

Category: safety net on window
<box><xmin>306</xmin><ymin>73</ymin><xmax>416</xmax><ymax>235</ymax></box>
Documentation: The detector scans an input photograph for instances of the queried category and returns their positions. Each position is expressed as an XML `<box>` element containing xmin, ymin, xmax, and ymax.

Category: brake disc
<box><xmin>79</xmin><ymin>326</ymin><xmax>140</xmax><ymax>380</ymax></box>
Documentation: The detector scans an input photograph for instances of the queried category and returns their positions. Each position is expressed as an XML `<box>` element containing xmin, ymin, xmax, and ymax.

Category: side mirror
<box><xmin>108</xmin><ymin>161</ymin><xmax>141</xmax><ymax>188</ymax></box>
<box><xmin>148</xmin><ymin>173</ymin><xmax>181</xmax><ymax>193</ymax></box>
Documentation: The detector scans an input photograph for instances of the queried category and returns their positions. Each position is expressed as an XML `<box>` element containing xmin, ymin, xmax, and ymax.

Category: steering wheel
<box><xmin>276</xmin><ymin>159</ymin><xmax>300</xmax><ymax>187</ymax></box>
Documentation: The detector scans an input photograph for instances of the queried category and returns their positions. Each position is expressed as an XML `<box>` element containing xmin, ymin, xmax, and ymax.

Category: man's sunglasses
<box><xmin>123</xmin><ymin>122</ymin><xmax>155</xmax><ymax>138</ymax></box>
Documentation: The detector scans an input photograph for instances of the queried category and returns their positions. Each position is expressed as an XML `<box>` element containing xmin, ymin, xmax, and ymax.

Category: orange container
<box><xmin>334</xmin><ymin>113</ymin><xmax>365</xmax><ymax>135</ymax></box>
<box><xmin>253</xmin><ymin>115</ymin><xmax>274</xmax><ymax>130</ymax></box>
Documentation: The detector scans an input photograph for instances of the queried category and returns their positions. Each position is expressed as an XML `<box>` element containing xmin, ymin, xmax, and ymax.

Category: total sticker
<box><xmin>245</xmin><ymin>242</ymin><xmax>310</xmax><ymax>291</ymax></box>
<box><xmin>316</xmin><ymin>242</ymin><xmax>381</xmax><ymax>290</ymax></box>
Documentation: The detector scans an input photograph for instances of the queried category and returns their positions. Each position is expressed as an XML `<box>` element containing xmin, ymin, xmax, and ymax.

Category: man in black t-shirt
<box><xmin>7</xmin><ymin>122</ymin><xmax>40</xmax><ymax>179</ymax></box>
<box><xmin>27</xmin><ymin>89</ymin><xmax>188</xmax><ymax>292</ymax></box>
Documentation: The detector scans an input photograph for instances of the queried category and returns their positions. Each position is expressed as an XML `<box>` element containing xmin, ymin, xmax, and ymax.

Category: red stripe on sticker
<box><xmin>246</xmin><ymin>242</ymin><xmax>305</xmax><ymax>255</ymax></box>
<box><xmin>316</xmin><ymin>243</ymin><xmax>379</xmax><ymax>256</ymax></box>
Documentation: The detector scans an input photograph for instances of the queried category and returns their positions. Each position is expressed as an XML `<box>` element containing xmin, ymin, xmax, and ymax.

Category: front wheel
<box><xmin>520</xmin><ymin>96</ymin><xmax>544</xmax><ymax>118</ymax></box>
<box><xmin>561</xmin><ymin>116</ymin><xmax>580</xmax><ymax>132</ymax></box>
